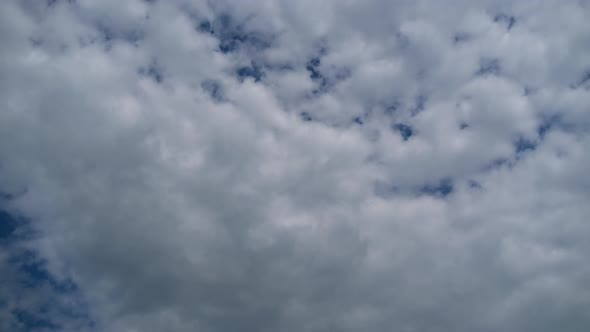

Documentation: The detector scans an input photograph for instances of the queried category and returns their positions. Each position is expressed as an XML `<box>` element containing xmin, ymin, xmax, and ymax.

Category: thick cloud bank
<box><xmin>1</xmin><ymin>1</ymin><xmax>590</xmax><ymax>331</ymax></box>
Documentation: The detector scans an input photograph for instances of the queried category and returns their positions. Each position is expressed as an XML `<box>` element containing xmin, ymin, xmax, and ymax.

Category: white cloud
<box><xmin>1</xmin><ymin>0</ymin><xmax>589</xmax><ymax>331</ymax></box>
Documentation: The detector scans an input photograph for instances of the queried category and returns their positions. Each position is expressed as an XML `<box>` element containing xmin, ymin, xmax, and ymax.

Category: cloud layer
<box><xmin>1</xmin><ymin>1</ymin><xmax>589</xmax><ymax>331</ymax></box>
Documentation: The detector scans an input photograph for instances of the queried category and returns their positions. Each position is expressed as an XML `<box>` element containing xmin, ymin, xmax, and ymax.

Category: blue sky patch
<box><xmin>236</xmin><ymin>62</ymin><xmax>264</xmax><ymax>82</ymax></box>
<box><xmin>393</xmin><ymin>123</ymin><xmax>414</xmax><ymax>141</ymax></box>
<box><xmin>538</xmin><ymin>114</ymin><xmax>562</xmax><ymax>139</ymax></box>
<box><xmin>494</xmin><ymin>14</ymin><xmax>516</xmax><ymax>31</ymax></box>
<box><xmin>419</xmin><ymin>178</ymin><xmax>454</xmax><ymax>197</ymax></box>
<box><xmin>138</xmin><ymin>60</ymin><xmax>164</xmax><ymax>83</ymax></box>
<box><xmin>200</xmin><ymin>14</ymin><xmax>272</xmax><ymax>54</ymax></box>
<box><xmin>0</xmin><ymin>205</ymin><xmax>92</xmax><ymax>331</ymax></box>
<box><xmin>514</xmin><ymin>136</ymin><xmax>537</xmax><ymax>154</ymax></box>
<box><xmin>468</xmin><ymin>179</ymin><xmax>482</xmax><ymax>189</ymax></box>
<box><xmin>306</xmin><ymin>57</ymin><xmax>322</xmax><ymax>81</ymax></box>
<box><xmin>306</xmin><ymin>56</ymin><xmax>329</xmax><ymax>94</ymax></box>
<box><xmin>384</xmin><ymin>101</ymin><xmax>400</xmax><ymax>116</ymax></box>
<box><xmin>476</xmin><ymin>58</ymin><xmax>501</xmax><ymax>76</ymax></box>
<box><xmin>198</xmin><ymin>21</ymin><xmax>214</xmax><ymax>34</ymax></box>
<box><xmin>0</xmin><ymin>210</ymin><xmax>17</xmax><ymax>239</ymax></box>
<box><xmin>300</xmin><ymin>112</ymin><xmax>313</xmax><ymax>122</ymax></box>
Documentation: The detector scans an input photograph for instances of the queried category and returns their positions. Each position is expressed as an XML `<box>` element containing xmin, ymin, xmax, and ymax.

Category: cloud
<box><xmin>1</xmin><ymin>0</ymin><xmax>589</xmax><ymax>331</ymax></box>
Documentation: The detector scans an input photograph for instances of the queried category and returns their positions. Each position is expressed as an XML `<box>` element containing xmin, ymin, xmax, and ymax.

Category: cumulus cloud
<box><xmin>1</xmin><ymin>0</ymin><xmax>589</xmax><ymax>331</ymax></box>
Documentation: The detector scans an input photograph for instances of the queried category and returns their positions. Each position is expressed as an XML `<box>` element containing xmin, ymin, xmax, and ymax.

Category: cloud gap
<box><xmin>392</xmin><ymin>123</ymin><xmax>414</xmax><ymax>141</ymax></box>
<box><xmin>419</xmin><ymin>178</ymin><xmax>454</xmax><ymax>197</ymax></box>
<box><xmin>493</xmin><ymin>13</ymin><xmax>517</xmax><ymax>31</ymax></box>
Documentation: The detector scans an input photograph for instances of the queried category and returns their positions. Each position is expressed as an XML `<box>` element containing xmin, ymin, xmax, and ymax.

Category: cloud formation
<box><xmin>1</xmin><ymin>0</ymin><xmax>589</xmax><ymax>331</ymax></box>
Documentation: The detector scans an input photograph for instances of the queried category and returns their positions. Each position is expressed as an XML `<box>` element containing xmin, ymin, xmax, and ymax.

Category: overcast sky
<box><xmin>1</xmin><ymin>1</ymin><xmax>590</xmax><ymax>331</ymax></box>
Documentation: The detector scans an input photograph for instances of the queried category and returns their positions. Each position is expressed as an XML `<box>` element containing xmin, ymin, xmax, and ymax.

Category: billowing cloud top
<box><xmin>1</xmin><ymin>0</ymin><xmax>590</xmax><ymax>331</ymax></box>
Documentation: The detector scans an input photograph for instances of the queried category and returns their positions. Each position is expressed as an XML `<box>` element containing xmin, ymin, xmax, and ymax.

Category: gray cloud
<box><xmin>1</xmin><ymin>0</ymin><xmax>590</xmax><ymax>331</ymax></box>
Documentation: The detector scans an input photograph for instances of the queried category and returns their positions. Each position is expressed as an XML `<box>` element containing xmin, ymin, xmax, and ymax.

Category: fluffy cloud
<box><xmin>1</xmin><ymin>0</ymin><xmax>589</xmax><ymax>331</ymax></box>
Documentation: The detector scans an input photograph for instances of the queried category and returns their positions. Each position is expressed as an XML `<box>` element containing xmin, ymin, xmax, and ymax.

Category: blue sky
<box><xmin>1</xmin><ymin>1</ymin><xmax>590</xmax><ymax>331</ymax></box>
<box><xmin>0</xmin><ymin>199</ymin><xmax>93</xmax><ymax>332</ymax></box>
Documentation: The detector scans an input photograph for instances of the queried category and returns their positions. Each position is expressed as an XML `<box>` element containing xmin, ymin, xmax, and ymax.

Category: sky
<box><xmin>0</xmin><ymin>0</ymin><xmax>589</xmax><ymax>331</ymax></box>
